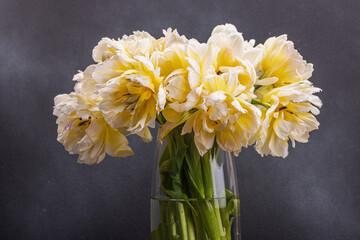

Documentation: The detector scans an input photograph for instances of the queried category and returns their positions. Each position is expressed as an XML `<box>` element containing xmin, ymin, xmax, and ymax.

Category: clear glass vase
<box><xmin>151</xmin><ymin>126</ymin><xmax>241</xmax><ymax>240</ymax></box>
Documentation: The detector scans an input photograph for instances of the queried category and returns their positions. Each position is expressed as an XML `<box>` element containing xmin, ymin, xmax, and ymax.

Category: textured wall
<box><xmin>0</xmin><ymin>0</ymin><xmax>359</xmax><ymax>239</ymax></box>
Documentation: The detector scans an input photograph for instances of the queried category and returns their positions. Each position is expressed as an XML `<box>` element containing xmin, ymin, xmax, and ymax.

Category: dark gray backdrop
<box><xmin>1</xmin><ymin>0</ymin><xmax>359</xmax><ymax>239</ymax></box>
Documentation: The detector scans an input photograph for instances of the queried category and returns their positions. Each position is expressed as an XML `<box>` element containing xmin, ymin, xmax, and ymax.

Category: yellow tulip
<box><xmin>207</xmin><ymin>24</ymin><xmax>264</xmax><ymax>99</ymax></box>
<box><xmin>92</xmin><ymin>32</ymin><xmax>165</xmax><ymax>142</ymax></box>
<box><xmin>162</xmin><ymin>72</ymin><xmax>261</xmax><ymax>156</ymax></box>
<box><xmin>53</xmin><ymin>92</ymin><xmax>133</xmax><ymax>165</ymax></box>
<box><xmin>260</xmin><ymin>35</ymin><xmax>313</xmax><ymax>87</ymax></box>
<box><xmin>253</xmin><ymin>81</ymin><xmax>322</xmax><ymax>157</ymax></box>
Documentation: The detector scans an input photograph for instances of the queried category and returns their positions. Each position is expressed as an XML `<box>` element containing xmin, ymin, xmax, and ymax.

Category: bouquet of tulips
<box><xmin>54</xmin><ymin>24</ymin><xmax>322</xmax><ymax>239</ymax></box>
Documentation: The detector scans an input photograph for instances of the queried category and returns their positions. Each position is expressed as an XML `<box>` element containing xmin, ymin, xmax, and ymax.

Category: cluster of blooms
<box><xmin>54</xmin><ymin>24</ymin><xmax>322</xmax><ymax>164</ymax></box>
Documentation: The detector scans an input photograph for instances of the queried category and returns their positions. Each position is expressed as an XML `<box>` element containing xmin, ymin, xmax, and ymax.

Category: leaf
<box><xmin>225</xmin><ymin>189</ymin><xmax>235</xmax><ymax>198</ymax></box>
<box><xmin>226</xmin><ymin>198</ymin><xmax>240</xmax><ymax>217</ymax></box>
<box><xmin>159</xmin><ymin>159</ymin><xmax>173</xmax><ymax>174</ymax></box>
<box><xmin>161</xmin><ymin>187</ymin><xmax>188</xmax><ymax>199</ymax></box>
<box><xmin>187</xmin><ymin>170</ymin><xmax>205</xmax><ymax>199</ymax></box>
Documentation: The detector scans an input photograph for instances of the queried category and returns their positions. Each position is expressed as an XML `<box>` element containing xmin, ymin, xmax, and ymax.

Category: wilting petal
<box><xmin>136</xmin><ymin>126</ymin><xmax>153</xmax><ymax>143</ymax></box>
<box><xmin>216</xmin><ymin>129</ymin><xmax>246</xmax><ymax>154</ymax></box>
<box><xmin>194</xmin><ymin>130</ymin><xmax>215</xmax><ymax>156</ymax></box>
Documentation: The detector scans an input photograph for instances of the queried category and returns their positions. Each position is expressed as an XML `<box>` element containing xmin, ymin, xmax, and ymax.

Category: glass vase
<box><xmin>151</xmin><ymin>126</ymin><xmax>241</xmax><ymax>240</ymax></box>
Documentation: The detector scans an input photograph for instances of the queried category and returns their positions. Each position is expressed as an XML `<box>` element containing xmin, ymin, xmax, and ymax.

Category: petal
<box><xmin>194</xmin><ymin>130</ymin><xmax>215</xmax><ymax>156</ymax></box>
<box><xmin>256</xmin><ymin>77</ymin><xmax>279</xmax><ymax>86</ymax></box>
<box><xmin>105</xmin><ymin>123</ymin><xmax>134</xmax><ymax>157</ymax></box>
<box><xmin>273</xmin><ymin>117</ymin><xmax>292</xmax><ymax>140</ymax></box>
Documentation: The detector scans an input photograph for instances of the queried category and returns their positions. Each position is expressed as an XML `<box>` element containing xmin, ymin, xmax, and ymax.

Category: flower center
<box><xmin>78</xmin><ymin>117</ymin><xmax>91</xmax><ymax>127</ymax></box>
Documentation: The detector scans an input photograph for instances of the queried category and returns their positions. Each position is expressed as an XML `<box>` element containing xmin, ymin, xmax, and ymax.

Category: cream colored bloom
<box><xmin>89</xmin><ymin>31</ymin><xmax>165</xmax><ymax>142</ymax></box>
<box><xmin>165</xmin><ymin>39</ymin><xmax>216</xmax><ymax>113</ymax></box>
<box><xmin>161</xmin><ymin>40</ymin><xmax>215</xmax><ymax>114</ymax></box>
<box><xmin>155</xmin><ymin>28</ymin><xmax>259</xmax><ymax>116</ymax></box>
<box><xmin>253</xmin><ymin>81</ymin><xmax>322</xmax><ymax>157</ymax></box>
<box><xmin>94</xmin><ymin>56</ymin><xmax>164</xmax><ymax>142</ymax></box>
<box><xmin>208</xmin><ymin>23</ymin><xmax>264</xmax><ymax>70</ymax></box>
<box><xmin>182</xmin><ymin>73</ymin><xmax>261</xmax><ymax>155</ymax></box>
<box><xmin>53</xmin><ymin>93</ymin><xmax>133</xmax><ymax>165</ymax></box>
<box><xmin>152</xmin><ymin>31</ymin><xmax>213</xmax><ymax>114</ymax></box>
<box><xmin>157</xmin><ymin>40</ymin><xmax>219</xmax><ymax>141</ymax></box>
<box><xmin>158</xmin><ymin>35</ymin><xmax>262</xmax><ymax>154</ymax></box>
<box><xmin>151</xmin><ymin>29</ymin><xmax>201</xmax><ymax>113</ymax></box>
<box><xmin>260</xmin><ymin>35</ymin><xmax>313</xmax><ymax>87</ymax></box>
<box><xmin>207</xmin><ymin>24</ymin><xmax>262</xmax><ymax>98</ymax></box>
<box><xmin>161</xmin><ymin>71</ymin><xmax>261</xmax><ymax>156</ymax></box>
<box><xmin>163</xmin><ymin>69</ymin><xmax>203</xmax><ymax>112</ymax></box>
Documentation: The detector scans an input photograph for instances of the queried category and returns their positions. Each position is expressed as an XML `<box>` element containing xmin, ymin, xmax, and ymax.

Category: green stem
<box><xmin>167</xmin><ymin>201</ymin><xmax>178</xmax><ymax>239</ymax></box>
<box><xmin>156</xmin><ymin>113</ymin><xmax>166</xmax><ymax>125</ymax></box>
<box><xmin>213</xmin><ymin>200</ymin><xmax>225</xmax><ymax>239</ymax></box>
<box><xmin>185</xmin><ymin>206</ymin><xmax>196</xmax><ymax>240</ymax></box>
<box><xmin>197</xmin><ymin>152</ymin><xmax>221</xmax><ymax>239</ymax></box>
<box><xmin>199</xmin><ymin>201</ymin><xmax>221</xmax><ymax>240</ymax></box>
<box><xmin>251</xmin><ymin>99</ymin><xmax>270</xmax><ymax>109</ymax></box>
<box><xmin>191</xmin><ymin>203</ymin><xmax>208</xmax><ymax>240</ymax></box>
<box><xmin>209</xmin><ymin>147</ymin><xmax>225</xmax><ymax>239</ymax></box>
<box><xmin>202</xmin><ymin>153</ymin><xmax>213</xmax><ymax>199</ymax></box>
<box><xmin>177</xmin><ymin>202</ymin><xmax>189</xmax><ymax>240</ymax></box>
<box><xmin>220</xmin><ymin>207</ymin><xmax>230</xmax><ymax>240</ymax></box>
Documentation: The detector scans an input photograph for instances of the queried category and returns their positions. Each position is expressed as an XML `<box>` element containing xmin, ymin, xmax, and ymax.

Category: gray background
<box><xmin>0</xmin><ymin>0</ymin><xmax>359</xmax><ymax>239</ymax></box>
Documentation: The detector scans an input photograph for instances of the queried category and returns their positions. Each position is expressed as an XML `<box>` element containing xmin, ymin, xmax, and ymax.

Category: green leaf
<box><xmin>226</xmin><ymin>198</ymin><xmax>240</xmax><ymax>217</ymax></box>
<box><xmin>159</xmin><ymin>159</ymin><xmax>173</xmax><ymax>174</ymax></box>
<box><xmin>225</xmin><ymin>189</ymin><xmax>235</xmax><ymax>198</ymax></box>
<box><xmin>161</xmin><ymin>187</ymin><xmax>188</xmax><ymax>199</ymax></box>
